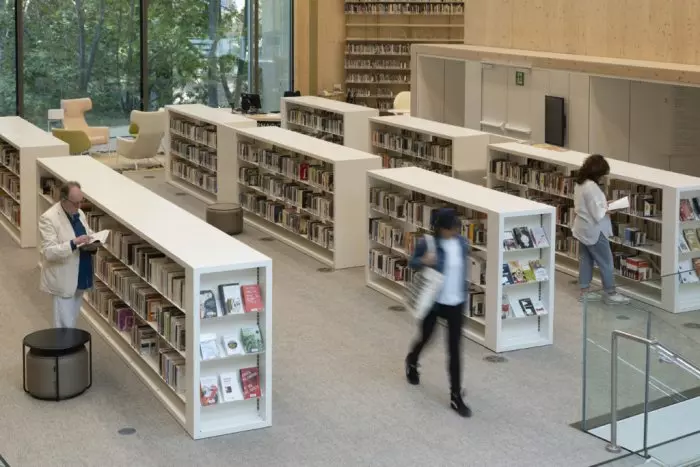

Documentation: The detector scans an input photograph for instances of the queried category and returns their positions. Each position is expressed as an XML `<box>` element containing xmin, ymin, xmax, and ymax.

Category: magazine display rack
<box><xmin>344</xmin><ymin>0</ymin><xmax>464</xmax><ymax>109</ymax></box>
<box><xmin>165</xmin><ymin>104</ymin><xmax>257</xmax><ymax>204</ymax></box>
<box><xmin>0</xmin><ymin>117</ymin><xmax>68</xmax><ymax>247</ymax></box>
<box><xmin>235</xmin><ymin>126</ymin><xmax>381</xmax><ymax>269</ymax></box>
<box><xmin>280</xmin><ymin>96</ymin><xmax>378</xmax><ymax>152</ymax></box>
<box><xmin>36</xmin><ymin>156</ymin><xmax>273</xmax><ymax>439</ymax></box>
<box><xmin>368</xmin><ymin>115</ymin><xmax>492</xmax><ymax>184</ymax></box>
<box><xmin>487</xmin><ymin>141</ymin><xmax>700</xmax><ymax>313</ymax></box>
<box><xmin>367</xmin><ymin>166</ymin><xmax>556</xmax><ymax>352</ymax></box>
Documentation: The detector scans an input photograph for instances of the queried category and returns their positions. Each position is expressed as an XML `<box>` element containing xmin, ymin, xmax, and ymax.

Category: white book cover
<box><xmin>219</xmin><ymin>372</ymin><xmax>245</xmax><ymax>403</ymax></box>
<box><xmin>219</xmin><ymin>283</ymin><xmax>244</xmax><ymax>315</ymax></box>
<box><xmin>529</xmin><ymin>226</ymin><xmax>549</xmax><ymax>248</ymax></box>
<box><xmin>532</xmin><ymin>300</ymin><xmax>548</xmax><ymax>316</ymax></box>
<box><xmin>199</xmin><ymin>333</ymin><xmax>220</xmax><ymax>361</ymax></box>
<box><xmin>510</xmin><ymin>298</ymin><xmax>526</xmax><ymax>318</ymax></box>
<box><xmin>221</xmin><ymin>333</ymin><xmax>244</xmax><ymax>356</ymax></box>
<box><xmin>678</xmin><ymin>260</ymin><xmax>699</xmax><ymax>284</ymax></box>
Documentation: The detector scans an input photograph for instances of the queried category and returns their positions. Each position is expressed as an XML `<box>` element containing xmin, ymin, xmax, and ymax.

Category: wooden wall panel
<box><xmin>464</xmin><ymin>0</ymin><xmax>700</xmax><ymax>66</ymax></box>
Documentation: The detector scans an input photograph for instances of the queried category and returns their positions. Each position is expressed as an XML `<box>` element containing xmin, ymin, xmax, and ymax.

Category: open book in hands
<box><xmin>607</xmin><ymin>196</ymin><xmax>630</xmax><ymax>211</ymax></box>
<box><xmin>79</xmin><ymin>229</ymin><xmax>110</xmax><ymax>247</ymax></box>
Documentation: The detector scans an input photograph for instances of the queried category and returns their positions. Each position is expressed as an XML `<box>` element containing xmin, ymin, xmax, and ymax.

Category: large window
<box><xmin>0</xmin><ymin>0</ymin><xmax>15</xmax><ymax>116</ymax></box>
<box><xmin>3</xmin><ymin>0</ymin><xmax>291</xmax><ymax>125</ymax></box>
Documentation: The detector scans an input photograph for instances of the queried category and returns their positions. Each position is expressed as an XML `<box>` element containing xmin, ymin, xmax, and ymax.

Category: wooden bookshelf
<box><xmin>165</xmin><ymin>104</ymin><xmax>257</xmax><ymax>204</ymax></box>
<box><xmin>280</xmin><ymin>96</ymin><xmax>378</xmax><ymax>152</ymax></box>
<box><xmin>234</xmin><ymin>125</ymin><xmax>381</xmax><ymax>269</ymax></box>
<box><xmin>37</xmin><ymin>156</ymin><xmax>273</xmax><ymax>439</ymax></box>
<box><xmin>487</xmin><ymin>142</ymin><xmax>700</xmax><ymax>313</ymax></box>
<box><xmin>367</xmin><ymin>167</ymin><xmax>556</xmax><ymax>352</ymax></box>
<box><xmin>344</xmin><ymin>0</ymin><xmax>464</xmax><ymax>110</ymax></box>
<box><xmin>0</xmin><ymin>117</ymin><xmax>69</xmax><ymax>248</ymax></box>
<box><xmin>368</xmin><ymin>115</ymin><xmax>496</xmax><ymax>184</ymax></box>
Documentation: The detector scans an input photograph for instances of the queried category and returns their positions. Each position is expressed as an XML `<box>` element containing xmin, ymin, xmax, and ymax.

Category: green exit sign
<box><xmin>515</xmin><ymin>71</ymin><xmax>525</xmax><ymax>86</ymax></box>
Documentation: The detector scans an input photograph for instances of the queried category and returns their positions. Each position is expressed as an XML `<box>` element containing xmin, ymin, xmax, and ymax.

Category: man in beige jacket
<box><xmin>39</xmin><ymin>181</ymin><xmax>94</xmax><ymax>328</ymax></box>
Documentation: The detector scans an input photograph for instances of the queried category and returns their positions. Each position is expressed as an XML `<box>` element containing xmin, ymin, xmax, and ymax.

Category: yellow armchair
<box><xmin>60</xmin><ymin>98</ymin><xmax>110</xmax><ymax>146</ymax></box>
<box><xmin>51</xmin><ymin>129</ymin><xmax>92</xmax><ymax>155</ymax></box>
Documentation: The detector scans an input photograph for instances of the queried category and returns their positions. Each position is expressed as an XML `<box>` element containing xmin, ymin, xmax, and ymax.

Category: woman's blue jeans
<box><xmin>579</xmin><ymin>233</ymin><xmax>615</xmax><ymax>293</ymax></box>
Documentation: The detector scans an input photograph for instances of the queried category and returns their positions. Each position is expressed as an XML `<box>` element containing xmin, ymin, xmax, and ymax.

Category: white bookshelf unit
<box><xmin>0</xmin><ymin>117</ymin><xmax>68</xmax><ymax>247</ymax></box>
<box><xmin>280</xmin><ymin>96</ymin><xmax>378</xmax><ymax>152</ymax></box>
<box><xmin>367</xmin><ymin>166</ymin><xmax>556</xmax><ymax>352</ymax></box>
<box><xmin>36</xmin><ymin>156</ymin><xmax>273</xmax><ymax>439</ymax></box>
<box><xmin>234</xmin><ymin>125</ymin><xmax>381</xmax><ymax>269</ymax></box>
<box><xmin>487</xmin><ymin>141</ymin><xmax>700</xmax><ymax>314</ymax></box>
<box><xmin>369</xmin><ymin>115</ymin><xmax>491</xmax><ymax>184</ymax></box>
<box><xmin>165</xmin><ymin>104</ymin><xmax>257</xmax><ymax>204</ymax></box>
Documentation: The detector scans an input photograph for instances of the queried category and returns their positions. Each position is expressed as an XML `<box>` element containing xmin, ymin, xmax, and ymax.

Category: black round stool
<box><xmin>22</xmin><ymin>328</ymin><xmax>92</xmax><ymax>401</ymax></box>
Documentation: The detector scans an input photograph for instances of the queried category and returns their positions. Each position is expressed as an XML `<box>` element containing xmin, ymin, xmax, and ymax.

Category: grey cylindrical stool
<box><xmin>206</xmin><ymin>203</ymin><xmax>243</xmax><ymax>235</ymax></box>
<box><xmin>23</xmin><ymin>328</ymin><xmax>92</xmax><ymax>401</ymax></box>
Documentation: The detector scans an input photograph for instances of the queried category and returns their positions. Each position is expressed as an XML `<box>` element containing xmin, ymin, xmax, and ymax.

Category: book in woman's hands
<box><xmin>608</xmin><ymin>196</ymin><xmax>630</xmax><ymax>211</ymax></box>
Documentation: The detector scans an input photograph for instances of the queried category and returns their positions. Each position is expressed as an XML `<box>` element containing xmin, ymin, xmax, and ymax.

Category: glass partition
<box><xmin>257</xmin><ymin>0</ymin><xmax>292</xmax><ymax>112</ymax></box>
<box><xmin>0</xmin><ymin>0</ymin><xmax>16</xmax><ymax>116</ymax></box>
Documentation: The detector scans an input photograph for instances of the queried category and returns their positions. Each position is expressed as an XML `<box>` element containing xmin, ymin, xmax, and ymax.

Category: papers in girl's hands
<box><xmin>82</xmin><ymin>229</ymin><xmax>110</xmax><ymax>246</ymax></box>
<box><xmin>608</xmin><ymin>196</ymin><xmax>630</xmax><ymax>211</ymax></box>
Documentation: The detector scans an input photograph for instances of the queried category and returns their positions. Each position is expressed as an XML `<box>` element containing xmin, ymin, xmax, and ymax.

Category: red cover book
<box><xmin>240</xmin><ymin>367</ymin><xmax>261</xmax><ymax>400</ymax></box>
<box><xmin>241</xmin><ymin>284</ymin><xmax>264</xmax><ymax>313</ymax></box>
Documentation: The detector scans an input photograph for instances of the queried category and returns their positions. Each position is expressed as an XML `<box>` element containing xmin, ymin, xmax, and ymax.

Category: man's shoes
<box><xmin>405</xmin><ymin>354</ymin><xmax>419</xmax><ymax>385</ymax></box>
<box><xmin>451</xmin><ymin>390</ymin><xmax>472</xmax><ymax>418</ymax></box>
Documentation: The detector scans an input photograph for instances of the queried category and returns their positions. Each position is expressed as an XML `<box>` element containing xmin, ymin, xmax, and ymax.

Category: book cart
<box><xmin>280</xmin><ymin>96</ymin><xmax>378</xmax><ymax>152</ymax></box>
<box><xmin>344</xmin><ymin>1</ymin><xmax>464</xmax><ymax>110</ymax></box>
<box><xmin>0</xmin><ymin>117</ymin><xmax>68</xmax><ymax>247</ymax></box>
<box><xmin>235</xmin><ymin>125</ymin><xmax>382</xmax><ymax>269</ymax></box>
<box><xmin>36</xmin><ymin>156</ymin><xmax>272</xmax><ymax>439</ymax></box>
<box><xmin>368</xmin><ymin>115</ymin><xmax>492</xmax><ymax>184</ymax></box>
<box><xmin>367</xmin><ymin>166</ymin><xmax>556</xmax><ymax>352</ymax></box>
<box><xmin>487</xmin><ymin>141</ymin><xmax>700</xmax><ymax>313</ymax></box>
<box><xmin>165</xmin><ymin>104</ymin><xmax>257</xmax><ymax>204</ymax></box>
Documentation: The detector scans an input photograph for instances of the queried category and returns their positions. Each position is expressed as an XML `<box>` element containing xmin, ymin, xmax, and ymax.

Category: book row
<box><xmin>0</xmin><ymin>143</ymin><xmax>19</xmax><ymax>174</ymax></box>
<box><xmin>369</xmin><ymin>247</ymin><xmax>414</xmax><ymax>286</ymax></box>
<box><xmin>87</xmin><ymin>283</ymin><xmax>186</xmax><ymax>395</ymax></box>
<box><xmin>345</xmin><ymin>43</ymin><xmax>410</xmax><ymax>55</ymax></box>
<box><xmin>199</xmin><ymin>327</ymin><xmax>263</xmax><ymax>361</ymax></box>
<box><xmin>500</xmin><ymin>294</ymin><xmax>548</xmax><ymax>320</ymax></box>
<box><xmin>0</xmin><ymin>197</ymin><xmax>19</xmax><ymax>227</ymax></box>
<box><xmin>490</xmin><ymin>160</ymin><xmax>575</xmax><ymax>199</ymax></box>
<box><xmin>170</xmin><ymin>118</ymin><xmax>217</xmax><ymax>149</ymax></box>
<box><xmin>286</xmin><ymin>109</ymin><xmax>344</xmax><ymax>136</ymax></box>
<box><xmin>199</xmin><ymin>283</ymin><xmax>264</xmax><ymax>319</ymax></box>
<box><xmin>347</xmin><ymin>73</ymin><xmax>410</xmax><ymax>84</ymax></box>
<box><xmin>345</xmin><ymin>3</ymin><xmax>464</xmax><ymax>15</ymax></box>
<box><xmin>239</xmin><ymin>192</ymin><xmax>335</xmax><ymax>250</ymax></box>
<box><xmin>171</xmin><ymin>160</ymin><xmax>218</xmax><ymax>195</ymax></box>
<box><xmin>200</xmin><ymin>368</ymin><xmax>260</xmax><ymax>406</ymax></box>
<box><xmin>608</xmin><ymin>181</ymin><xmax>661</xmax><ymax>220</ymax></box>
<box><xmin>371</xmin><ymin>130</ymin><xmax>453</xmax><ymax>165</ymax></box>
<box><xmin>502</xmin><ymin>260</ymin><xmax>549</xmax><ymax>285</ymax></box>
<box><xmin>503</xmin><ymin>226</ymin><xmax>550</xmax><ymax>250</ymax></box>
<box><xmin>345</xmin><ymin>59</ymin><xmax>410</xmax><ymax>69</ymax></box>
<box><xmin>238</xmin><ymin>142</ymin><xmax>335</xmax><ymax>193</ymax></box>
<box><xmin>378</xmin><ymin>152</ymin><xmax>451</xmax><ymax>176</ymax></box>
<box><xmin>170</xmin><ymin>139</ymin><xmax>218</xmax><ymax>172</ymax></box>
<box><xmin>0</xmin><ymin>169</ymin><xmax>19</xmax><ymax>201</ymax></box>
<box><xmin>347</xmin><ymin>88</ymin><xmax>395</xmax><ymax>98</ymax></box>
<box><xmin>239</xmin><ymin>168</ymin><xmax>334</xmax><ymax>222</ymax></box>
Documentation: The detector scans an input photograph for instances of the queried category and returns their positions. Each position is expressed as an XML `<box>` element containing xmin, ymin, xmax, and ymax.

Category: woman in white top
<box><xmin>572</xmin><ymin>154</ymin><xmax>630</xmax><ymax>305</ymax></box>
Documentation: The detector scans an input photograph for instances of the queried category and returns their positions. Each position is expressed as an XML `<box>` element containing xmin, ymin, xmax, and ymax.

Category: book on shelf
<box><xmin>680</xmin><ymin>199</ymin><xmax>697</xmax><ymax>221</ymax></box>
<box><xmin>200</xmin><ymin>376</ymin><xmax>219</xmax><ymax>406</ymax></box>
<box><xmin>507</xmin><ymin>261</ymin><xmax>526</xmax><ymax>284</ymax></box>
<box><xmin>469</xmin><ymin>291</ymin><xmax>485</xmax><ymax>318</ymax></box>
<box><xmin>679</xmin><ymin>233</ymin><xmax>691</xmax><ymax>253</ymax></box>
<box><xmin>240</xmin><ymin>367</ymin><xmax>261</xmax><ymax>400</ymax></box>
<box><xmin>219</xmin><ymin>372</ymin><xmax>245</xmax><ymax>403</ymax></box>
<box><xmin>502</xmin><ymin>263</ymin><xmax>514</xmax><ymax>286</ymax></box>
<box><xmin>529</xmin><ymin>259</ymin><xmax>549</xmax><ymax>282</ymax></box>
<box><xmin>530</xmin><ymin>226</ymin><xmax>550</xmax><ymax>248</ymax></box>
<box><xmin>683</xmin><ymin>229</ymin><xmax>700</xmax><ymax>251</ymax></box>
<box><xmin>241</xmin><ymin>284</ymin><xmax>264</xmax><ymax>313</ymax></box>
<box><xmin>240</xmin><ymin>326</ymin><xmax>263</xmax><ymax>354</ymax></box>
<box><xmin>513</xmin><ymin>226</ymin><xmax>535</xmax><ymax>249</ymax></box>
<box><xmin>518</xmin><ymin>298</ymin><xmax>537</xmax><ymax>317</ymax></box>
<box><xmin>200</xmin><ymin>333</ymin><xmax>220</xmax><ymax>361</ymax></box>
<box><xmin>218</xmin><ymin>283</ymin><xmax>243</xmax><ymax>315</ymax></box>
<box><xmin>694</xmin><ymin>258</ymin><xmax>700</xmax><ymax>277</ymax></box>
<box><xmin>222</xmin><ymin>334</ymin><xmax>244</xmax><ymax>356</ymax></box>
<box><xmin>199</xmin><ymin>290</ymin><xmax>220</xmax><ymax>319</ymax></box>
<box><xmin>503</xmin><ymin>231</ymin><xmax>518</xmax><ymax>251</ymax></box>
<box><xmin>469</xmin><ymin>253</ymin><xmax>486</xmax><ymax>287</ymax></box>
<box><xmin>501</xmin><ymin>292</ymin><xmax>510</xmax><ymax>319</ymax></box>
<box><xmin>533</xmin><ymin>300</ymin><xmax>548</xmax><ymax>315</ymax></box>
<box><xmin>678</xmin><ymin>260</ymin><xmax>699</xmax><ymax>284</ymax></box>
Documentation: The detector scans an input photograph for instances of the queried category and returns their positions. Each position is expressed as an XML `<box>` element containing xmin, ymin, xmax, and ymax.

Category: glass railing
<box><xmin>581</xmin><ymin>279</ymin><xmax>700</xmax><ymax>466</ymax></box>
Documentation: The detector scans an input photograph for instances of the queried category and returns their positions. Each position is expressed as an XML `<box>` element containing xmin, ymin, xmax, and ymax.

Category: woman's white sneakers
<box><xmin>578</xmin><ymin>292</ymin><xmax>631</xmax><ymax>305</ymax></box>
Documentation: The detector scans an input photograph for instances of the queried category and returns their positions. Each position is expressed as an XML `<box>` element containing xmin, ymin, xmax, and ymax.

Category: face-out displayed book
<box><xmin>199</xmin><ymin>283</ymin><xmax>264</xmax><ymax>319</ymax></box>
<box><xmin>199</xmin><ymin>367</ymin><xmax>261</xmax><ymax>406</ymax></box>
<box><xmin>198</xmin><ymin>325</ymin><xmax>264</xmax><ymax>361</ymax></box>
<box><xmin>501</xmin><ymin>293</ymin><xmax>548</xmax><ymax>319</ymax></box>
<box><xmin>502</xmin><ymin>260</ymin><xmax>549</xmax><ymax>285</ymax></box>
<box><xmin>681</xmin><ymin>229</ymin><xmax>700</xmax><ymax>252</ymax></box>
<box><xmin>678</xmin><ymin>259</ymin><xmax>700</xmax><ymax>284</ymax></box>
<box><xmin>679</xmin><ymin>198</ymin><xmax>699</xmax><ymax>221</ymax></box>
<box><xmin>503</xmin><ymin>226</ymin><xmax>549</xmax><ymax>250</ymax></box>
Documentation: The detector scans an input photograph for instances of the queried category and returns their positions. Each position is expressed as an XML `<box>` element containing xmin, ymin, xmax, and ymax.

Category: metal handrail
<box><xmin>606</xmin><ymin>330</ymin><xmax>700</xmax><ymax>455</ymax></box>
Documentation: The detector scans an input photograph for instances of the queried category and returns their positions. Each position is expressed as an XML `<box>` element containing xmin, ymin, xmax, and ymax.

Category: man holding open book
<box><xmin>38</xmin><ymin>181</ymin><xmax>97</xmax><ymax>328</ymax></box>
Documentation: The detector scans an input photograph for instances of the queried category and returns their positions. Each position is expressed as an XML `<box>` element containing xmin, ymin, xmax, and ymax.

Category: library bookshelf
<box><xmin>36</xmin><ymin>156</ymin><xmax>273</xmax><ymax>439</ymax></box>
<box><xmin>369</xmin><ymin>115</ymin><xmax>491</xmax><ymax>184</ymax></box>
<box><xmin>0</xmin><ymin>117</ymin><xmax>68</xmax><ymax>247</ymax></box>
<box><xmin>165</xmin><ymin>104</ymin><xmax>257</xmax><ymax>204</ymax></box>
<box><xmin>234</xmin><ymin>125</ymin><xmax>382</xmax><ymax>269</ymax></box>
<box><xmin>344</xmin><ymin>1</ymin><xmax>464</xmax><ymax>110</ymax></box>
<box><xmin>487</xmin><ymin>142</ymin><xmax>700</xmax><ymax>314</ymax></box>
<box><xmin>367</xmin><ymin>167</ymin><xmax>555</xmax><ymax>352</ymax></box>
<box><xmin>280</xmin><ymin>96</ymin><xmax>378</xmax><ymax>152</ymax></box>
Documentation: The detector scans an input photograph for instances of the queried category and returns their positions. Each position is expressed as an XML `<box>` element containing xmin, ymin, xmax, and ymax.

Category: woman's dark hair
<box><xmin>432</xmin><ymin>208</ymin><xmax>458</xmax><ymax>233</ymax></box>
<box><xmin>576</xmin><ymin>154</ymin><xmax>610</xmax><ymax>185</ymax></box>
